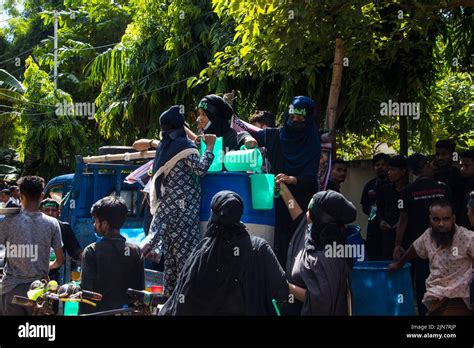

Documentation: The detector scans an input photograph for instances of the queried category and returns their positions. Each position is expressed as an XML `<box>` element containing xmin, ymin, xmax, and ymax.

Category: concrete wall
<box><xmin>339</xmin><ymin>160</ymin><xmax>375</xmax><ymax>238</ymax></box>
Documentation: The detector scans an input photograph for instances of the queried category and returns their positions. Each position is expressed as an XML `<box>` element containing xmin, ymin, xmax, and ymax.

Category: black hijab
<box><xmin>159</xmin><ymin>191</ymin><xmax>252</xmax><ymax>315</ymax></box>
<box><xmin>198</xmin><ymin>94</ymin><xmax>234</xmax><ymax>137</ymax></box>
<box><xmin>152</xmin><ymin>106</ymin><xmax>197</xmax><ymax>197</ymax></box>
<box><xmin>305</xmin><ymin>190</ymin><xmax>357</xmax><ymax>251</ymax></box>
<box><xmin>198</xmin><ymin>94</ymin><xmax>240</xmax><ymax>151</ymax></box>
<box><xmin>299</xmin><ymin>190</ymin><xmax>357</xmax><ymax>316</ymax></box>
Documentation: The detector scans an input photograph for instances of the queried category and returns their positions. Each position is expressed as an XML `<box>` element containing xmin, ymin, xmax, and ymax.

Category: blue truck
<box><xmin>43</xmin><ymin>151</ymin><xmax>163</xmax><ymax>288</ymax></box>
<box><xmin>44</xmin><ymin>155</ymin><xmax>147</xmax><ymax>249</ymax></box>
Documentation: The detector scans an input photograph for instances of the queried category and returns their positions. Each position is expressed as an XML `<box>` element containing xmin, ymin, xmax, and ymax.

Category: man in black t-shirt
<box><xmin>376</xmin><ymin>155</ymin><xmax>408</xmax><ymax>260</ymax></box>
<box><xmin>326</xmin><ymin>159</ymin><xmax>348</xmax><ymax>193</ymax></box>
<box><xmin>80</xmin><ymin>196</ymin><xmax>144</xmax><ymax>314</ymax></box>
<box><xmin>361</xmin><ymin>153</ymin><xmax>390</xmax><ymax>260</ymax></box>
<box><xmin>39</xmin><ymin>198</ymin><xmax>83</xmax><ymax>313</ymax></box>
<box><xmin>393</xmin><ymin>153</ymin><xmax>452</xmax><ymax>315</ymax></box>
<box><xmin>459</xmin><ymin>150</ymin><xmax>474</xmax><ymax>229</ymax></box>
<box><xmin>433</xmin><ymin>139</ymin><xmax>464</xmax><ymax>216</ymax></box>
<box><xmin>40</xmin><ymin>199</ymin><xmax>83</xmax><ymax>275</ymax></box>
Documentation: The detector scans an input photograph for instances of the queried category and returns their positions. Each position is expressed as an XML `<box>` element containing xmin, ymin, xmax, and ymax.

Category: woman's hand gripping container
<box><xmin>224</xmin><ymin>145</ymin><xmax>274</xmax><ymax>210</ymax></box>
<box><xmin>200</xmin><ymin>137</ymin><xmax>223</xmax><ymax>172</ymax></box>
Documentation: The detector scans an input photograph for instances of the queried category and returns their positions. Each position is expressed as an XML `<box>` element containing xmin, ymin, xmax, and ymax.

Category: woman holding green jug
<box><xmin>241</xmin><ymin>96</ymin><xmax>321</xmax><ymax>268</ymax></box>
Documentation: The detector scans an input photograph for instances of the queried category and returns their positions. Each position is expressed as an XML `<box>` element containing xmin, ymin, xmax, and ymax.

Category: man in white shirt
<box><xmin>389</xmin><ymin>199</ymin><xmax>473</xmax><ymax>315</ymax></box>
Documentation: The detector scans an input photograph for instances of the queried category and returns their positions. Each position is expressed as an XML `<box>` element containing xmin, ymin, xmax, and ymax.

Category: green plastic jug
<box><xmin>224</xmin><ymin>145</ymin><xmax>263</xmax><ymax>172</ymax></box>
<box><xmin>200</xmin><ymin>137</ymin><xmax>223</xmax><ymax>172</ymax></box>
<box><xmin>64</xmin><ymin>301</ymin><xmax>79</xmax><ymax>316</ymax></box>
<box><xmin>250</xmin><ymin>173</ymin><xmax>275</xmax><ymax>210</ymax></box>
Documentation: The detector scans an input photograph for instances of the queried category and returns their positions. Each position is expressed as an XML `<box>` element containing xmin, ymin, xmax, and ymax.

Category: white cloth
<box><xmin>149</xmin><ymin>148</ymin><xmax>200</xmax><ymax>215</ymax></box>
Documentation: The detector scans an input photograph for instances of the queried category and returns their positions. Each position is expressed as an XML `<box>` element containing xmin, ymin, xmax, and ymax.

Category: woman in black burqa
<box><xmin>159</xmin><ymin>190</ymin><xmax>289</xmax><ymax>315</ymax></box>
<box><xmin>281</xmin><ymin>184</ymin><xmax>357</xmax><ymax>315</ymax></box>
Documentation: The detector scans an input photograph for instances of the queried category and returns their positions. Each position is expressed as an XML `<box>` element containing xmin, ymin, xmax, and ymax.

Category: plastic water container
<box><xmin>249</xmin><ymin>174</ymin><xmax>274</xmax><ymax>210</ymax></box>
<box><xmin>200</xmin><ymin>172</ymin><xmax>275</xmax><ymax>247</ymax></box>
<box><xmin>224</xmin><ymin>145</ymin><xmax>263</xmax><ymax>172</ymax></box>
<box><xmin>64</xmin><ymin>301</ymin><xmax>79</xmax><ymax>316</ymax></box>
<box><xmin>200</xmin><ymin>137</ymin><xmax>223</xmax><ymax>172</ymax></box>
<box><xmin>49</xmin><ymin>248</ymin><xmax>56</xmax><ymax>262</ymax></box>
<box><xmin>351</xmin><ymin>261</ymin><xmax>415</xmax><ymax>316</ymax></box>
<box><xmin>346</xmin><ymin>224</ymin><xmax>367</xmax><ymax>263</ymax></box>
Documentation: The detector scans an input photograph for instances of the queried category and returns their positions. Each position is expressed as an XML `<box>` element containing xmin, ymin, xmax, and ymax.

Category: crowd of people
<box><xmin>0</xmin><ymin>185</ymin><xmax>20</xmax><ymax>208</ymax></box>
<box><xmin>0</xmin><ymin>93</ymin><xmax>472</xmax><ymax>316</ymax></box>
<box><xmin>354</xmin><ymin>143</ymin><xmax>474</xmax><ymax>315</ymax></box>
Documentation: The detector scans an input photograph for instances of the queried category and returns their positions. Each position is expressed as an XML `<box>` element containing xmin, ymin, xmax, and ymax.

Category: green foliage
<box><xmin>421</xmin><ymin>72</ymin><xmax>474</xmax><ymax>151</ymax></box>
<box><xmin>0</xmin><ymin>69</ymin><xmax>25</xmax><ymax>148</ymax></box>
<box><xmin>86</xmin><ymin>0</ymin><xmax>229</xmax><ymax>143</ymax></box>
<box><xmin>0</xmin><ymin>0</ymin><xmax>472</xmax><ymax>171</ymax></box>
<box><xmin>18</xmin><ymin>57</ymin><xmax>87</xmax><ymax>178</ymax></box>
<box><xmin>0</xmin><ymin>69</ymin><xmax>25</xmax><ymax>92</ymax></box>
<box><xmin>200</xmin><ymin>1</ymin><xmax>473</xmax><ymax>154</ymax></box>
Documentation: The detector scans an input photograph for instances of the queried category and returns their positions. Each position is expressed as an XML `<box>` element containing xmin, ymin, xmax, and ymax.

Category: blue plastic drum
<box><xmin>200</xmin><ymin>172</ymin><xmax>275</xmax><ymax>247</ymax></box>
<box><xmin>351</xmin><ymin>261</ymin><xmax>416</xmax><ymax>315</ymax></box>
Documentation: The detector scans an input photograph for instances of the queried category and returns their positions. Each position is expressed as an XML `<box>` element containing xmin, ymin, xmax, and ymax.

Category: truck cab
<box><xmin>43</xmin><ymin>152</ymin><xmax>164</xmax><ymax>290</ymax></box>
<box><xmin>44</xmin><ymin>156</ymin><xmax>147</xmax><ymax>249</ymax></box>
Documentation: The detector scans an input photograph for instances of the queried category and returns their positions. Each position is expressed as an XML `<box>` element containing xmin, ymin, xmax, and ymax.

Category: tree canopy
<box><xmin>0</xmin><ymin>0</ymin><xmax>472</xmax><ymax>177</ymax></box>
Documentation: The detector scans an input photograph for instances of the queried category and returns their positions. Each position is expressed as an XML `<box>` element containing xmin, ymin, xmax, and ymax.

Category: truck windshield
<box><xmin>116</xmin><ymin>189</ymin><xmax>144</xmax><ymax>217</ymax></box>
<box><xmin>46</xmin><ymin>185</ymin><xmax>63</xmax><ymax>203</ymax></box>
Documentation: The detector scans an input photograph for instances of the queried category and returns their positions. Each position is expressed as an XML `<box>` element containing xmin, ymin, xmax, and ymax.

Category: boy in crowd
<box><xmin>376</xmin><ymin>155</ymin><xmax>409</xmax><ymax>260</ymax></box>
<box><xmin>433</xmin><ymin>139</ymin><xmax>464</xmax><ymax>216</ymax></box>
<box><xmin>361</xmin><ymin>153</ymin><xmax>390</xmax><ymax>260</ymax></box>
<box><xmin>9</xmin><ymin>186</ymin><xmax>20</xmax><ymax>207</ymax></box>
<box><xmin>0</xmin><ymin>176</ymin><xmax>64</xmax><ymax>315</ymax></box>
<box><xmin>326</xmin><ymin>159</ymin><xmax>348</xmax><ymax>193</ymax></box>
<box><xmin>459</xmin><ymin>150</ymin><xmax>474</xmax><ymax>229</ymax></box>
<box><xmin>390</xmin><ymin>200</ymin><xmax>473</xmax><ymax>315</ymax></box>
<box><xmin>39</xmin><ymin>198</ymin><xmax>83</xmax><ymax>281</ymax></box>
<box><xmin>80</xmin><ymin>196</ymin><xmax>144</xmax><ymax>314</ymax></box>
<box><xmin>393</xmin><ymin>154</ymin><xmax>452</xmax><ymax>315</ymax></box>
<box><xmin>0</xmin><ymin>189</ymin><xmax>19</xmax><ymax>208</ymax></box>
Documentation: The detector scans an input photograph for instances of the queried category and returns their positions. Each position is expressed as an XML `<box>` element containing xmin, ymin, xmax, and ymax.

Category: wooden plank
<box><xmin>82</xmin><ymin>151</ymin><xmax>156</xmax><ymax>164</ymax></box>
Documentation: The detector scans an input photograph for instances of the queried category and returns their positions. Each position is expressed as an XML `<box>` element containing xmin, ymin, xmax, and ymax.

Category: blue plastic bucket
<box><xmin>200</xmin><ymin>172</ymin><xmax>275</xmax><ymax>247</ymax></box>
<box><xmin>351</xmin><ymin>261</ymin><xmax>415</xmax><ymax>315</ymax></box>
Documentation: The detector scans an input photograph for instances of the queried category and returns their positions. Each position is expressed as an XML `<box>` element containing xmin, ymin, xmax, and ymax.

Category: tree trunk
<box><xmin>399</xmin><ymin>116</ymin><xmax>408</xmax><ymax>156</ymax></box>
<box><xmin>399</xmin><ymin>89</ymin><xmax>408</xmax><ymax>156</ymax></box>
<box><xmin>326</xmin><ymin>37</ymin><xmax>345</xmax><ymax>157</ymax></box>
